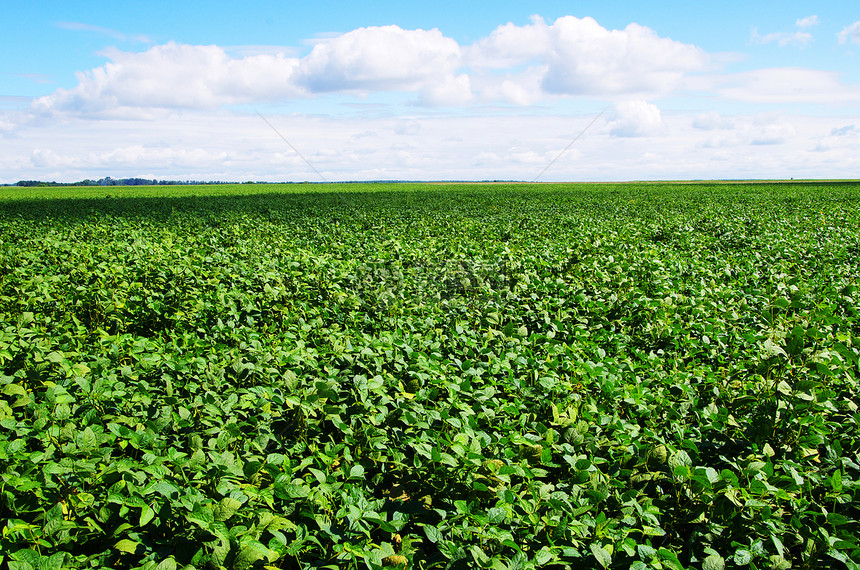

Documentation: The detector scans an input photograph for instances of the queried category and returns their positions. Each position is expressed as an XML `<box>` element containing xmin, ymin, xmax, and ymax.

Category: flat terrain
<box><xmin>1</xmin><ymin>182</ymin><xmax>859</xmax><ymax>569</ymax></box>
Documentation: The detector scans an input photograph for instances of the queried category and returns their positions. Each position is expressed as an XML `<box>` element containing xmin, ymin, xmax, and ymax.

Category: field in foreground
<box><xmin>1</xmin><ymin>182</ymin><xmax>859</xmax><ymax>570</ymax></box>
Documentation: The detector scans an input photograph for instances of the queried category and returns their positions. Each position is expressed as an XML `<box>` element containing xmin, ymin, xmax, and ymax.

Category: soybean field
<box><xmin>1</xmin><ymin>182</ymin><xmax>859</xmax><ymax>569</ymax></box>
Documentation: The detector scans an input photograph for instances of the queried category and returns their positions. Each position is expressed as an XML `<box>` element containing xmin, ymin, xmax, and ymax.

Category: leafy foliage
<box><xmin>1</xmin><ymin>182</ymin><xmax>859</xmax><ymax>569</ymax></box>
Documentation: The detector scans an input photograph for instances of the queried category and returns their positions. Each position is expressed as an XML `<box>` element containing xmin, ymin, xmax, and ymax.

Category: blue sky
<box><xmin>2</xmin><ymin>0</ymin><xmax>859</xmax><ymax>182</ymax></box>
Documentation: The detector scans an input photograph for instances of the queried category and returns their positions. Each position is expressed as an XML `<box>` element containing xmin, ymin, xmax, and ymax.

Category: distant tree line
<box><xmin>10</xmin><ymin>177</ymin><xmax>236</xmax><ymax>187</ymax></box>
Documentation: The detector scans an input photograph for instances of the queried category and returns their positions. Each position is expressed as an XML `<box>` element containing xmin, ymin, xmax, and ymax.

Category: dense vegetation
<box><xmin>1</xmin><ymin>182</ymin><xmax>858</xmax><ymax>569</ymax></box>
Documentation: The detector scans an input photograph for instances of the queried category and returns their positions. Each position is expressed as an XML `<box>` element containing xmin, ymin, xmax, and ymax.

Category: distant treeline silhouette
<box><xmin>9</xmin><ymin>177</ymin><xmax>240</xmax><ymax>187</ymax></box>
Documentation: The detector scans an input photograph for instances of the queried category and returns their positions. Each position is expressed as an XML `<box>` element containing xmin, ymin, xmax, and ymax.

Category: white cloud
<box><xmin>467</xmin><ymin>16</ymin><xmax>706</xmax><ymax>98</ymax></box>
<box><xmin>294</xmin><ymin>25</ymin><xmax>462</xmax><ymax>95</ymax></box>
<box><xmin>471</xmin><ymin>67</ymin><xmax>545</xmax><ymax>105</ymax></box>
<box><xmin>30</xmin><ymin>148</ymin><xmax>66</xmax><ymax>169</ymax></box>
<box><xmin>420</xmin><ymin>73</ymin><xmax>473</xmax><ymax>106</ymax></box>
<box><xmin>695</xmin><ymin>115</ymin><xmax>801</xmax><ymax>148</ymax></box>
<box><xmin>796</xmin><ymin>15</ymin><xmax>819</xmax><ymax>28</ymax></box>
<box><xmin>56</xmin><ymin>21</ymin><xmax>151</xmax><ymax>43</ymax></box>
<box><xmin>394</xmin><ymin>119</ymin><xmax>421</xmax><ymax>135</ymax></box>
<box><xmin>31</xmin><ymin>16</ymin><xmax>712</xmax><ymax>117</ymax></box>
<box><xmin>496</xmin><ymin>79</ymin><xmax>538</xmax><ymax>105</ymax></box>
<box><xmin>0</xmin><ymin>117</ymin><xmax>15</xmax><ymax>133</ymax></box>
<box><xmin>465</xmin><ymin>15</ymin><xmax>552</xmax><ymax>68</ymax></box>
<box><xmin>750</xmin><ymin>123</ymin><xmax>796</xmax><ymax>145</ymax></box>
<box><xmin>814</xmin><ymin>124</ymin><xmax>859</xmax><ymax>152</ymax></box>
<box><xmin>830</xmin><ymin>125</ymin><xmax>856</xmax><ymax>136</ymax></box>
<box><xmin>224</xmin><ymin>45</ymin><xmax>301</xmax><ymax>58</ymax></box>
<box><xmin>751</xmin><ymin>16</ymin><xmax>820</xmax><ymax>47</ymax></box>
<box><xmin>33</xmin><ymin>42</ymin><xmax>304</xmax><ymax>116</ymax></box>
<box><xmin>692</xmin><ymin>111</ymin><xmax>734</xmax><ymax>131</ymax></box>
<box><xmin>751</xmin><ymin>29</ymin><xmax>813</xmax><ymax>47</ymax></box>
<box><xmin>8</xmin><ymin>14</ymin><xmax>860</xmax><ymax>183</ymax></box>
<box><xmin>31</xmin><ymin>144</ymin><xmax>232</xmax><ymax>170</ymax></box>
<box><xmin>539</xmin><ymin>17</ymin><xmax>707</xmax><ymax>97</ymax></box>
<box><xmin>4</xmin><ymin>109</ymin><xmax>860</xmax><ymax>182</ymax></box>
<box><xmin>699</xmin><ymin>133</ymin><xmax>744</xmax><ymax>149</ymax></box>
<box><xmin>609</xmin><ymin>100</ymin><xmax>663</xmax><ymax>137</ymax></box>
<box><xmin>717</xmin><ymin>68</ymin><xmax>860</xmax><ymax>104</ymax></box>
<box><xmin>838</xmin><ymin>22</ymin><xmax>860</xmax><ymax>45</ymax></box>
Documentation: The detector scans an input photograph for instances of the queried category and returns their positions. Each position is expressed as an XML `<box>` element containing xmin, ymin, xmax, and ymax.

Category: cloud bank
<box><xmin>33</xmin><ymin>16</ymin><xmax>709</xmax><ymax>116</ymax></box>
<box><xmin>5</xmin><ymin>13</ymin><xmax>859</xmax><ymax>184</ymax></box>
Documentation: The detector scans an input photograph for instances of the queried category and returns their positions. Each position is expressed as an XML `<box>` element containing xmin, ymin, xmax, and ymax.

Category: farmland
<box><xmin>1</xmin><ymin>181</ymin><xmax>859</xmax><ymax>569</ymax></box>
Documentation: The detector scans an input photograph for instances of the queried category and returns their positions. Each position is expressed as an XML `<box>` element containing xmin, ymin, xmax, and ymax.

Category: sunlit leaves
<box><xmin>0</xmin><ymin>182</ymin><xmax>858</xmax><ymax>568</ymax></box>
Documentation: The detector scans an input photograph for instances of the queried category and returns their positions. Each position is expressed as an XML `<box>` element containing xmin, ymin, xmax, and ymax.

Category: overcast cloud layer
<box><xmin>3</xmin><ymin>12</ymin><xmax>860</xmax><ymax>182</ymax></box>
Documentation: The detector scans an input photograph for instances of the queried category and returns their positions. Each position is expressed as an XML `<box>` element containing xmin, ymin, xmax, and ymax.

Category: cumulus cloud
<box><xmin>609</xmin><ymin>100</ymin><xmax>663</xmax><ymax>137</ymax></box>
<box><xmin>294</xmin><ymin>26</ymin><xmax>461</xmax><ymax>94</ymax></box>
<box><xmin>23</xmin><ymin>12</ymin><xmax>859</xmax><ymax>137</ymax></box>
<box><xmin>32</xmin><ymin>15</ymin><xmax>711</xmax><ymax>116</ymax></box>
<box><xmin>544</xmin><ymin>18</ymin><xmax>706</xmax><ymax>96</ymax></box>
<box><xmin>33</xmin><ymin>42</ymin><xmax>304</xmax><ymax>115</ymax></box>
<box><xmin>471</xmin><ymin>67</ymin><xmax>545</xmax><ymax>105</ymax></box>
<box><xmin>796</xmin><ymin>16</ymin><xmax>819</xmax><ymax>28</ymax></box>
<box><xmin>465</xmin><ymin>15</ymin><xmax>552</xmax><ymax>68</ymax></box>
<box><xmin>420</xmin><ymin>73</ymin><xmax>473</xmax><ymax>106</ymax></box>
<box><xmin>838</xmin><ymin>22</ymin><xmax>860</xmax><ymax>45</ymax></box>
<box><xmin>479</xmin><ymin>16</ymin><xmax>707</xmax><ymax>97</ymax></box>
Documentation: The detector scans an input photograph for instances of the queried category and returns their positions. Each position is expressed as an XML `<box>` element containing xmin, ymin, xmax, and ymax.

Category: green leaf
<box><xmin>115</xmin><ymin>539</ymin><xmax>142</xmax><ymax>554</ymax></box>
<box><xmin>831</xmin><ymin>469</ymin><xmax>843</xmax><ymax>493</ymax></box>
<box><xmin>211</xmin><ymin>538</ymin><xmax>231</xmax><ymax>568</ymax></box>
<box><xmin>534</xmin><ymin>548</ymin><xmax>553</xmax><ymax>565</ymax></box>
<box><xmin>590</xmin><ymin>544</ymin><xmax>611</xmax><ymax>569</ymax></box>
<box><xmin>144</xmin><ymin>481</ymin><xmax>180</xmax><ymax>498</ymax></box>
<box><xmin>348</xmin><ymin>464</ymin><xmax>365</xmax><ymax>480</ymax></box>
<box><xmin>703</xmin><ymin>554</ymin><xmax>725</xmax><ymax>570</ymax></box>
<box><xmin>155</xmin><ymin>557</ymin><xmax>177</xmax><ymax>570</ymax></box>
<box><xmin>139</xmin><ymin>504</ymin><xmax>156</xmax><ymax>527</ymax></box>
<box><xmin>1</xmin><ymin>384</ymin><xmax>27</xmax><ymax>397</ymax></box>
<box><xmin>77</xmin><ymin>426</ymin><xmax>97</xmax><ymax>451</ymax></box>
<box><xmin>637</xmin><ymin>543</ymin><xmax>656</xmax><ymax>561</ymax></box>
<box><xmin>39</xmin><ymin>552</ymin><xmax>69</xmax><ymax>570</ymax></box>
<box><xmin>187</xmin><ymin>504</ymin><xmax>215</xmax><ymax>528</ymax></box>
<box><xmin>213</xmin><ymin>497</ymin><xmax>243</xmax><ymax>521</ymax></box>
<box><xmin>827</xmin><ymin>549</ymin><xmax>860</xmax><ymax>570</ymax></box>
<box><xmin>234</xmin><ymin>541</ymin><xmax>272</xmax><ymax>570</ymax></box>
<box><xmin>45</xmin><ymin>351</ymin><xmax>65</xmax><ymax>364</ymax></box>
<box><xmin>424</xmin><ymin>525</ymin><xmax>442</xmax><ymax>543</ymax></box>
<box><xmin>763</xmin><ymin>338</ymin><xmax>787</xmax><ymax>358</ymax></box>
<box><xmin>734</xmin><ymin>548</ymin><xmax>752</xmax><ymax>565</ymax></box>
<box><xmin>470</xmin><ymin>545</ymin><xmax>490</xmax><ymax>565</ymax></box>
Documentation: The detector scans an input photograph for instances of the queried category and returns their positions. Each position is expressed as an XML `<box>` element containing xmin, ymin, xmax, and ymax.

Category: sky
<box><xmin>2</xmin><ymin>0</ymin><xmax>859</xmax><ymax>183</ymax></box>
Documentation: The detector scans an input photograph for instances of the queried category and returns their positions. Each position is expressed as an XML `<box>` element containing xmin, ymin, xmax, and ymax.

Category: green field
<box><xmin>1</xmin><ymin>182</ymin><xmax>859</xmax><ymax>569</ymax></box>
